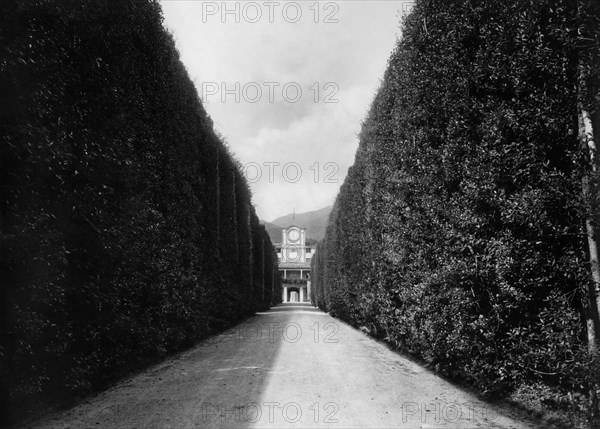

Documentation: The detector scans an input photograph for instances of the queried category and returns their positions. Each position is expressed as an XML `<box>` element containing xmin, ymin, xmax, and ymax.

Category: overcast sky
<box><xmin>159</xmin><ymin>0</ymin><xmax>411</xmax><ymax>221</ymax></box>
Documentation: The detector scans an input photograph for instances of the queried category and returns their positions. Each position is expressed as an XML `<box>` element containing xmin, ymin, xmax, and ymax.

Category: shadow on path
<box><xmin>29</xmin><ymin>303</ymin><xmax>543</xmax><ymax>429</ymax></box>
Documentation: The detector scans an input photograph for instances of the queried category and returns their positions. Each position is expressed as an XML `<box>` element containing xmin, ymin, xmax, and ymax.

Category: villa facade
<box><xmin>275</xmin><ymin>226</ymin><xmax>316</xmax><ymax>303</ymax></box>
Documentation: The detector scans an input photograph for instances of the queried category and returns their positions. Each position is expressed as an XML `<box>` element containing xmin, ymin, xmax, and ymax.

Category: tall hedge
<box><xmin>312</xmin><ymin>0</ymin><xmax>600</xmax><ymax>424</ymax></box>
<box><xmin>0</xmin><ymin>0</ymin><xmax>281</xmax><ymax>423</ymax></box>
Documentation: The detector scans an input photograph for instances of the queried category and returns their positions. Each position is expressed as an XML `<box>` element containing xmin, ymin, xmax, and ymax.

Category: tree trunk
<box><xmin>580</xmin><ymin>105</ymin><xmax>600</xmax><ymax>350</ymax></box>
<box><xmin>579</xmin><ymin>103</ymin><xmax>600</xmax><ymax>422</ymax></box>
<box><xmin>582</xmin><ymin>108</ymin><xmax>600</xmax><ymax>312</ymax></box>
<box><xmin>576</xmin><ymin>1</ymin><xmax>600</xmax><ymax>420</ymax></box>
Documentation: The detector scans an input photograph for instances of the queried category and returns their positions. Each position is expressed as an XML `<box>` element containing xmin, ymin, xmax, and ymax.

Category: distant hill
<box><xmin>261</xmin><ymin>220</ymin><xmax>283</xmax><ymax>244</ymax></box>
<box><xmin>263</xmin><ymin>205</ymin><xmax>332</xmax><ymax>242</ymax></box>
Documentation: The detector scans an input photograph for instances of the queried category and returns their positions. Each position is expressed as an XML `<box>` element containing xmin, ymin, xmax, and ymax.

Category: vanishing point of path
<box><xmin>28</xmin><ymin>304</ymin><xmax>542</xmax><ymax>429</ymax></box>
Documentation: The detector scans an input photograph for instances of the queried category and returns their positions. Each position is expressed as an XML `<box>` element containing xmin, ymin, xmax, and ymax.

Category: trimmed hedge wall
<box><xmin>311</xmin><ymin>0</ymin><xmax>600</xmax><ymax>425</ymax></box>
<box><xmin>0</xmin><ymin>0</ymin><xmax>280</xmax><ymax>423</ymax></box>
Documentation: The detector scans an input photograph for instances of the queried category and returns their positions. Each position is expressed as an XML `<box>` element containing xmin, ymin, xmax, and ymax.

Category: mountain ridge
<box><xmin>261</xmin><ymin>205</ymin><xmax>332</xmax><ymax>243</ymax></box>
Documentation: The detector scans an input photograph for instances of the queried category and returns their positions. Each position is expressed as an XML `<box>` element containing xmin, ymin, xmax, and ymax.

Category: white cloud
<box><xmin>160</xmin><ymin>0</ymin><xmax>405</xmax><ymax>220</ymax></box>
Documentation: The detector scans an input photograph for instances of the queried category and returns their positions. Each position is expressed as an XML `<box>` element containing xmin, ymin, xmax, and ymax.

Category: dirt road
<box><xmin>29</xmin><ymin>303</ymin><xmax>542</xmax><ymax>428</ymax></box>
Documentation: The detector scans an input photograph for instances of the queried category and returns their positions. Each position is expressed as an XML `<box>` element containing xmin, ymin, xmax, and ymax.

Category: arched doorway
<box><xmin>282</xmin><ymin>285</ymin><xmax>308</xmax><ymax>303</ymax></box>
<box><xmin>287</xmin><ymin>287</ymin><xmax>300</xmax><ymax>303</ymax></box>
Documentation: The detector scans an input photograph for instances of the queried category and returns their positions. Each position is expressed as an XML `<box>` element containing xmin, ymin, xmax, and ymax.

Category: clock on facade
<box><xmin>288</xmin><ymin>228</ymin><xmax>300</xmax><ymax>242</ymax></box>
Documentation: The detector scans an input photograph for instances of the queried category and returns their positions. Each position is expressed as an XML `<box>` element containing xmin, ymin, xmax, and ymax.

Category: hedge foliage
<box><xmin>311</xmin><ymin>0</ymin><xmax>600</xmax><ymax>423</ymax></box>
<box><xmin>0</xmin><ymin>0</ymin><xmax>280</xmax><ymax>423</ymax></box>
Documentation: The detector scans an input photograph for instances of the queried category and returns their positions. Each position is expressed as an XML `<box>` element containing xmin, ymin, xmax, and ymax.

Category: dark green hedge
<box><xmin>0</xmin><ymin>0</ymin><xmax>280</xmax><ymax>423</ymax></box>
<box><xmin>312</xmin><ymin>0</ymin><xmax>600</xmax><ymax>424</ymax></box>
